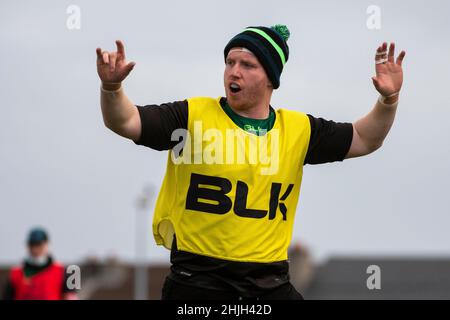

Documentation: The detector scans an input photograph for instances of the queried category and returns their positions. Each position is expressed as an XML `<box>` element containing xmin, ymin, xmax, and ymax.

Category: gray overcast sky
<box><xmin>0</xmin><ymin>0</ymin><xmax>449</xmax><ymax>265</ymax></box>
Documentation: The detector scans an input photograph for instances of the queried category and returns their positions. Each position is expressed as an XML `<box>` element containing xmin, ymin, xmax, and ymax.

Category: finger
<box><xmin>375</xmin><ymin>53</ymin><xmax>387</xmax><ymax>62</ymax></box>
<box><xmin>376</xmin><ymin>44</ymin><xmax>384</xmax><ymax>54</ymax></box>
<box><xmin>96</xmin><ymin>48</ymin><xmax>105</xmax><ymax>65</ymax></box>
<box><xmin>396</xmin><ymin>50</ymin><xmax>406</xmax><ymax>66</ymax></box>
<box><xmin>375</xmin><ymin>45</ymin><xmax>387</xmax><ymax>64</ymax></box>
<box><xmin>96</xmin><ymin>48</ymin><xmax>102</xmax><ymax>59</ymax></box>
<box><xmin>102</xmin><ymin>51</ymin><xmax>109</xmax><ymax>64</ymax></box>
<box><xmin>109</xmin><ymin>52</ymin><xmax>117</xmax><ymax>72</ymax></box>
<box><xmin>116</xmin><ymin>40</ymin><xmax>126</xmax><ymax>59</ymax></box>
<box><xmin>388</xmin><ymin>42</ymin><xmax>395</xmax><ymax>63</ymax></box>
<box><xmin>375</xmin><ymin>43</ymin><xmax>387</xmax><ymax>61</ymax></box>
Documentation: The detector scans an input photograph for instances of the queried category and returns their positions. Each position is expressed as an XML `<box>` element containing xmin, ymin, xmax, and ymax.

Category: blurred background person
<box><xmin>2</xmin><ymin>228</ymin><xmax>78</xmax><ymax>300</ymax></box>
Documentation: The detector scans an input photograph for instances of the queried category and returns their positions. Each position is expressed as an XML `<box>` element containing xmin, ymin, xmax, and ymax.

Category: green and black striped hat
<box><xmin>224</xmin><ymin>24</ymin><xmax>290</xmax><ymax>89</ymax></box>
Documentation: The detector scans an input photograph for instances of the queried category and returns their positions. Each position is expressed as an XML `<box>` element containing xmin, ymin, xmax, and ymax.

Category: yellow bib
<box><xmin>153</xmin><ymin>96</ymin><xmax>311</xmax><ymax>263</ymax></box>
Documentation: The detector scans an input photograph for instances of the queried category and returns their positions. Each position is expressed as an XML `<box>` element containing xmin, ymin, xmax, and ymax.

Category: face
<box><xmin>224</xmin><ymin>48</ymin><xmax>273</xmax><ymax>111</ymax></box>
<box><xmin>28</xmin><ymin>242</ymin><xmax>49</xmax><ymax>258</ymax></box>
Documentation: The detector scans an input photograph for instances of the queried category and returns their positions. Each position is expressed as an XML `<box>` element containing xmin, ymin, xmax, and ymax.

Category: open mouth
<box><xmin>229</xmin><ymin>83</ymin><xmax>242</xmax><ymax>94</ymax></box>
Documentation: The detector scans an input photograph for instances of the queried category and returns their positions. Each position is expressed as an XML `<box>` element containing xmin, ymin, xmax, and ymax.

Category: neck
<box><xmin>227</xmin><ymin>99</ymin><xmax>271</xmax><ymax>119</ymax></box>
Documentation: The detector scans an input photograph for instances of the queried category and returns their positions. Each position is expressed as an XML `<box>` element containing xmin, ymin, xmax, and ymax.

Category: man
<box><xmin>96</xmin><ymin>25</ymin><xmax>405</xmax><ymax>300</ymax></box>
<box><xmin>3</xmin><ymin>228</ymin><xmax>78</xmax><ymax>300</ymax></box>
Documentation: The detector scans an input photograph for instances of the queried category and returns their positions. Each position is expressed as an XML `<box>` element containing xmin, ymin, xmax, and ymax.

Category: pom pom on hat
<box><xmin>271</xmin><ymin>24</ymin><xmax>290</xmax><ymax>41</ymax></box>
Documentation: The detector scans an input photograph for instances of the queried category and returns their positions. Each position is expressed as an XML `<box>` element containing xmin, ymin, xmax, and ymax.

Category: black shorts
<box><xmin>161</xmin><ymin>277</ymin><xmax>304</xmax><ymax>300</ymax></box>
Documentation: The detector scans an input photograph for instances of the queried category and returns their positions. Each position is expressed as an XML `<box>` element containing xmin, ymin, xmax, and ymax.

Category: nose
<box><xmin>229</xmin><ymin>63</ymin><xmax>242</xmax><ymax>79</ymax></box>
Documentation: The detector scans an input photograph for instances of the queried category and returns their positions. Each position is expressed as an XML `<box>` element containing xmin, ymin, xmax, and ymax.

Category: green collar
<box><xmin>220</xmin><ymin>98</ymin><xmax>276</xmax><ymax>136</ymax></box>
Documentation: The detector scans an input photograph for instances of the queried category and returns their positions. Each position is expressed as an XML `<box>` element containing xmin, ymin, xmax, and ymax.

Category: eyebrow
<box><xmin>242</xmin><ymin>59</ymin><xmax>256</xmax><ymax>65</ymax></box>
<box><xmin>226</xmin><ymin>56</ymin><xmax>256</xmax><ymax>65</ymax></box>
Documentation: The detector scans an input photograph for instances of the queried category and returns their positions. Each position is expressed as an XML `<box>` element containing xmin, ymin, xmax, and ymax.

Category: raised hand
<box><xmin>96</xmin><ymin>40</ymin><xmax>136</xmax><ymax>84</ymax></box>
<box><xmin>372</xmin><ymin>42</ymin><xmax>406</xmax><ymax>97</ymax></box>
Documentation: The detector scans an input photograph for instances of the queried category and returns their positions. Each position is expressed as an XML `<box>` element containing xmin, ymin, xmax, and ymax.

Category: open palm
<box><xmin>372</xmin><ymin>42</ymin><xmax>406</xmax><ymax>97</ymax></box>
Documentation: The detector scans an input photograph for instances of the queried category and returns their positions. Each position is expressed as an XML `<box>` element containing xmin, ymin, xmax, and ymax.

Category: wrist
<box><xmin>379</xmin><ymin>92</ymin><xmax>399</xmax><ymax>105</ymax></box>
<box><xmin>101</xmin><ymin>82</ymin><xmax>122</xmax><ymax>91</ymax></box>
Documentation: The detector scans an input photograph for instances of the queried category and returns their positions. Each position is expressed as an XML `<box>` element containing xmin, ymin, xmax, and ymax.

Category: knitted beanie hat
<box><xmin>224</xmin><ymin>24</ymin><xmax>290</xmax><ymax>89</ymax></box>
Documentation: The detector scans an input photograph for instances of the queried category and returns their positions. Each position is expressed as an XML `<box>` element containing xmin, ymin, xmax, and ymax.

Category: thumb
<box><xmin>124</xmin><ymin>61</ymin><xmax>136</xmax><ymax>76</ymax></box>
<box><xmin>371</xmin><ymin>76</ymin><xmax>380</xmax><ymax>89</ymax></box>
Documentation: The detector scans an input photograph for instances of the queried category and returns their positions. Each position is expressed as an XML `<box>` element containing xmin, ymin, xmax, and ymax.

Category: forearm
<box><xmin>100</xmin><ymin>82</ymin><xmax>136</xmax><ymax>133</ymax></box>
<box><xmin>353</xmin><ymin>95</ymin><xmax>399</xmax><ymax>150</ymax></box>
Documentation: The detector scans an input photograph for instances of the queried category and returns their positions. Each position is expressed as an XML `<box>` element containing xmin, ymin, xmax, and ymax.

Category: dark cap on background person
<box><xmin>224</xmin><ymin>24</ymin><xmax>290</xmax><ymax>89</ymax></box>
<box><xmin>27</xmin><ymin>228</ymin><xmax>49</xmax><ymax>246</ymax></box>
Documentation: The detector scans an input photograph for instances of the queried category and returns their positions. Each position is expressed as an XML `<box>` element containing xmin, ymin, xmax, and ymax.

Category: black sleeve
<box><xmin>133</xmin><ymin>100</ymin><xmax>188</xmax><ymax>151</ymax></box>
<box><xmin>2</xmin><ymin>280</ymin><xmax>14</xmax><ymax>300</ymax></box>
<box><xmin>304</xmin><ymin>114</ymin><xmax>354</xmax><ymax>165</ymax></box>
